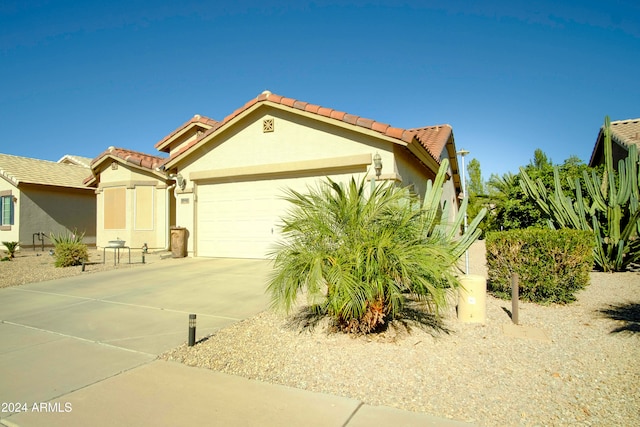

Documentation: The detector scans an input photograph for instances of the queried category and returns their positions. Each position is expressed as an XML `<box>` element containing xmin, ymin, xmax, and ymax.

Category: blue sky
<box><xmin>1</xmin><ymin>0</ymin><xmax>638</xmax><ymax>179</ymax></box>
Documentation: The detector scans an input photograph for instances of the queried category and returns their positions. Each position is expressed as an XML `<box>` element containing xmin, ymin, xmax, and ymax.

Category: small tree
<box><xmin>2</xmin><ymin>241</ymin><xmax>19</xmax><ymax>259</ymax></box>
<box><xmin>267</xmin><ymin>160</ymin><xmax>486</xmax><ymax>334</ymax></box>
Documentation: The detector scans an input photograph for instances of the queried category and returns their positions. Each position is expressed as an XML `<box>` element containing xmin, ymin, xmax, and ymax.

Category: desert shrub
<box><xmin>486</xmin><ymin>229</ymin><xmax>594</xmax><ymax>304</ymax></box>
<box><xmin>2</xmin><ymin>241</ymin><xmax>19</xmax><ymax>259</ymax></box>
<box><xmin>267</xmin><ymin>159</ymin><xmax>485</xmax><ymax>334</ymax></box>
<box><xmin>50</xmin><ymin>230</ymin><xmax>88</xmax><ymax>267</ymax></box>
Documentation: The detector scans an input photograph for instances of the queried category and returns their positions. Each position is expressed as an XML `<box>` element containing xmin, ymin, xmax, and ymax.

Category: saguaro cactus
<box><xmin>520</xmin><ymin>116</ymin><xmax>640</xmax><ymax>271</ymax></box>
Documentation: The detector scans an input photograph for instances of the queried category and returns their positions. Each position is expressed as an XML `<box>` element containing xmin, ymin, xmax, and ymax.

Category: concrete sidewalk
<box><xmin>2</xmin><ymin>361</ymin><xmax>472</xmax><ymax>427</ymax></box>
<box><xmin>0</xmin><ymin>257</ymin><xmax>474</xmax><ymax>427</ymax></box>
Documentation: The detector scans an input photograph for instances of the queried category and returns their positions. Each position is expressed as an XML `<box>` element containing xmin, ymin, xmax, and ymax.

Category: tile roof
<box><xmin>162</xmin><ymin>91</ymin><xmax>452</xmax><ymax>167</ymax></box>
<box><xmin>91</xmin><ymin>146</ymin><xmax>166</xmax><ymax>170</ymax></box>
<box><xmin>610</xmin><ymin>118</ymin><xmax>640</xmax><ymax>149</ymax></box>
<box><xmin>406</xmin><ymin>125</ymin><xmax>453</xmax><ymax>163</ymax></box>
<box><xmin>0</xmin><ymin>153</ymin><xmax>94</xmax><ymax>190</ymax></box>
<box><xmin>155</xmin><ymin>114</ymin><xmax>218</xmax><ymax>153</ymax></box>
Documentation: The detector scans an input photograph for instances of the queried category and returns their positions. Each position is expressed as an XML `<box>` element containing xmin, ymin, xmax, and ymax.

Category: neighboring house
<box><xmin>87</xmin><ymin>91</ymin><xmax>464</xmax><ymax>259</ymax></box>
<box><xmin>84</xmin><ymin>147</ymin><xmax>169</xmax><ymax>251</ymax></box>
<box><xmin>58</xmin><ymin>155</ymin><xmax>94</xmax><ymax>168</ymax></box>
<box><xmin>589</xmin><ymin>117</ymin><xmax>640</xmax><ymax>168</ymax></box>
<box><xmin>0</xmin><ymin>153</ymin><xmax>96</xmax><ymax>248</ymax></box>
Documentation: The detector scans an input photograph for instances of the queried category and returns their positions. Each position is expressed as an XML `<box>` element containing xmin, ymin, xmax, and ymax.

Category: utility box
<box><xmin>170</xmin><ymin>227</ymin><xmax>187</xmax><ymax>258</ymax></box>
<box><xmin>457</xmin><ymin>274</ymin><xmax>487</xmax><ymax>323</ymax></box>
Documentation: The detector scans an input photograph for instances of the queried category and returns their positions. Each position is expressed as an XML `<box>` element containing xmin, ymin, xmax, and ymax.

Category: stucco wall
<box><xmin>0</xmin><ymin>178</ymin><xmax>19</xmax><ymax>243</ymax></box>
<box><xmin>95</xmin><ymin>161</ymin><xmax>170</xmax><ymax>250</ymax></box>
<box><xmin>18</xmin><ymin>184</ymin><xmax>96</xmax><ymax>247</ymax></box>
<box><xmin>178</xmin><ymin>107</ymin><xmax>394</xmax><ymax>176</ymax></box>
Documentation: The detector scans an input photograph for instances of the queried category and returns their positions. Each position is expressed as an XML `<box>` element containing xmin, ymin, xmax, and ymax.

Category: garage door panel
<box><xmin>196</xmin><ymin>177</ymin><xmax>319</xmax><ymax>259</ymax></box>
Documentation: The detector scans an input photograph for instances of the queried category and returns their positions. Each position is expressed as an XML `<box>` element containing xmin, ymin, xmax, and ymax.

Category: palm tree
<box><xmin>2</xmin><ymin>241</ymin><xmax>19</xmax><ymax>259</ymax></box>
<box><xmin>267</xmin><ymin>160</ymin><xmax>485</xmax><ymax>334</ymax></box>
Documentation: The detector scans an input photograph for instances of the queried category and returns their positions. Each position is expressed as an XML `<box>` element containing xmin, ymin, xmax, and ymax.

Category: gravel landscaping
<box><xmin>3</xmin><ymin>243</ymin><xmax>638</xmax><ymax>426</ymax></box>
<box><xmin>160</xmin><ymin>242</ymin><xmax>640</xmax><ymax>427</ymax></box>
<box><xmin>0</xmin><ymin>248</ymin><xmax>162</xmax><ymax>288</ymax></box>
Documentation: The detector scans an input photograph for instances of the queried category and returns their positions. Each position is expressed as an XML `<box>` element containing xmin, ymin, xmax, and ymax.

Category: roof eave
<box><xmin>90</xmin><ymin>154</ymin><xmax>168</xmax><ymax>181</ymax></box>
<box><xmin>155</xmin><ymin>118</ymin><xmax>216</xmax><ymax>153</ymax></box>
<box><xmin>163</xmin><ymin>100</ymin><xmax>433</xmax><ymax>170</ymax></box>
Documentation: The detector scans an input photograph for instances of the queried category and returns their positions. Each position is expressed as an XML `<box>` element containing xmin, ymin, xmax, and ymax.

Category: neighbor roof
<box><xmin>589</xmin><ymin>117</ymin><xmax>640</xmax><ymax>166</ymax></box>
<box><xmin>0</xmin><ymin>153</ymin><xmax>94</xmax><ymax>190</ymax></box>
<box><xmin>610</xmin><ymin>118</ymin><xmax>640</xmax><ymax>149</ymax></box>
<box><xmin>160</xmin><ymin>91</ymin><xmax>453</xmax><ymax>169</ymax></box>
<box><xmin>58</xmin><ymin>154</ymin><xmax>94</xmax><ymax>168</ymax></box>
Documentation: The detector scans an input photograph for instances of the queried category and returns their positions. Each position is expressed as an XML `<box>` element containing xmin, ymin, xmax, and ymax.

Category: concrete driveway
<box><xmin>0</xmin><ymin>257</ymin><xmax>271</xmax><ymax>407</ymax></box>
<box><xmin>0</xmin><ymin>256</ymin><xmax>474</xmax><ymax>427</ymax></box>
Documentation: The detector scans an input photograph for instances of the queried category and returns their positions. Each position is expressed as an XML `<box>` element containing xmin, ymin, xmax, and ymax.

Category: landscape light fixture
<box><xmin>456</xmin><ymin>148</ymin><xmax>470</xmax><ymax>275</ymax></box>
<box><xmin>188</xmin><ymin>314</ymin><xmax>197</xmax><ymax>347</ymax></box>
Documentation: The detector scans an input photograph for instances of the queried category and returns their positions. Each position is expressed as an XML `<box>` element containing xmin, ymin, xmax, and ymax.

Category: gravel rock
<box><xmin>160</xmin><ymin>242</ymin><xmax>640</xmax><ymax>427</ymax></box>
<box><xmin>1</xmin><ymin>248</ymin><xmax>162</xmax><ymax>288</ymax></box>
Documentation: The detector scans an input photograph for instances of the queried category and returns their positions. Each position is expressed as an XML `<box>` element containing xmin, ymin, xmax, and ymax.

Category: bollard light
<box><xmin>188</xmin><ymin>314</ymin><xmax>197</xmax><ymax>346</ymax></box>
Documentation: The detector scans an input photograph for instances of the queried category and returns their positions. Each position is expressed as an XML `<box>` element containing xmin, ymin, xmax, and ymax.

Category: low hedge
<box><xmin>485</xmin><ymin>229</ymin><xmax>594</xmax><ymax>304</ymax></box>
<box><xmin>54</xmin><ymin>242</ymin><xmax>88</xmax><ymax>267</ymax></box>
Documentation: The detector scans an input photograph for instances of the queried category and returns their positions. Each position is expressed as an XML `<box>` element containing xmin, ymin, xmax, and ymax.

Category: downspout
<box><xmin>165</xmin><ymin>183</ymin><xmax>176</xmax><ymax>251</ymax></box>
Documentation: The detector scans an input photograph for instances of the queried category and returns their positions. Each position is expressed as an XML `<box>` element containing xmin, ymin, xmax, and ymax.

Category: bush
<box><xmin>50</xmin><ymin>230</ymin><xmax>88</xmax><ymax>267</ymax></box>
<box><xmin>2</xmin><ymin>241</ymin><xmax>19</xmax><ymax>259</ymax></box>
<box><xmin>486</xmin><ymin>229</ymin><xmax>594</xmax><ymax>304</ymax></box>
<box><xmin>267</xmin><ymin>159</ymin><xmax>486</xmax><ymax>334</ymax></box>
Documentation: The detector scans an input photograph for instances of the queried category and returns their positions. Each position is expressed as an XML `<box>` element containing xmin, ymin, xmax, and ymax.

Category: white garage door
<box><xmin>196</xmin><ymin>176</ymin><xmax>324</xmax><ymax>258</ymax></box>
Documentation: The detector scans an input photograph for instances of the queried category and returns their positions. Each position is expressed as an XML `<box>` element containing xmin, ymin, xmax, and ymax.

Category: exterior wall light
<box><xmin>373</xmin><ymin>152</ymin><xmax>383</xmax><ymax>178</ymax></box>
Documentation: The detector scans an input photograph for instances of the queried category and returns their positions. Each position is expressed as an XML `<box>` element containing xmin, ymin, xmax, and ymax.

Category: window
<box><xmin>1</xmin><ymin>194</ymin><xmax>14</xmax><ymax>226</ymax></box>
<box><xmin>104</xmin><ymin>187</ymin><xmax>126</xmax><ymax>229</ymax></box>
<box><xmin>134</xmin><ymin>186</ymin><xmax>154</xmax><ymax>230</ymax></box>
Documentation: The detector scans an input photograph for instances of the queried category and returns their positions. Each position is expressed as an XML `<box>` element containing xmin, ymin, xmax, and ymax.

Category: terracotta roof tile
<box><xmin>407</xmin><ymin>125</ymin><xmax>453</xmax><ymax>161</ymax></box>
<box><xmin>304</xmin><ymin>103</ymin><xmax>321</xmax><ymax>114</ymax></box>
<box><xmin>293</xmin><ymin>100</ymin><xmax>308</xmax><ymax>110</ymax></box>
<box><xmin>385</xmin><ymin>127</ymin><xmax>404</xmax><ymax>140</ymax></box>
<box><xmin>330</xmin><ymin>110</ymin><xmax>346</xmax><ymax>121</ymax></box>
<box><xmin>281</xmin><ymin>97</ymin><xmax>296</xmax><ymax>108</ymax></box>
<box><xmin>317</xmin><ymin>107</ymin><xmax>333</xmax><ymax>117</ymax></box>
<box><xmin>92</xmin><ymin>147</ymin><xmax>165</xmax><ymax>172</ymax></box>
<box><xmin>162</xmin><ymin>91</ymin><xmax>452</xmax><ymax>168</ymax></box>
<box><xmin>356</xmin><ymin>117</ymin><xmax>374</xmax><ymax>129</ymax></box>
<box><xmin>266</xmin><ymin>94</ymin><xmax>283</xmax><ymax>103</ymax></box>
<box><xmin>154</xmin><ymin>114</ymin><xmax>217</xmax><ymax>151</ymax></box>
<box><xmin>371</xmin><ymin>121</ymin><xmax>390</xmax><ymax>134</ymax></box>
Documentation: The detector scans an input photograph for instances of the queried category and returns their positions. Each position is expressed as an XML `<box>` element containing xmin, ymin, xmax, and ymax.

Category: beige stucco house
<box><xmin>84</xmin><ymin>147</ymin><xmax>171</xmax><ymax>251</ymax></box>
<box><xmin>88</xmin><ymin>91</ymin><xmax>464</xmax><ymax>259</ymax></box>
<box><xmin>0</xmin><ymin>153</ymin><xmax>96</xmax><ymax>248</ymax></box>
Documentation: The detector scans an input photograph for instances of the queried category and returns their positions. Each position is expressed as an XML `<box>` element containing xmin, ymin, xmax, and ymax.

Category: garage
<box><xmin>195</xmin><ymin>175</ymin><xmax>327</xmax><ymax>259</ymax></box>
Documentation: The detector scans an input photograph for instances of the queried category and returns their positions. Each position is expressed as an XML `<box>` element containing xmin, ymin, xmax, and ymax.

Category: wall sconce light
<box><xmin>373</xmin><ymin>152</ymin><xmax>383</xmax><ymax>178</ymax></box>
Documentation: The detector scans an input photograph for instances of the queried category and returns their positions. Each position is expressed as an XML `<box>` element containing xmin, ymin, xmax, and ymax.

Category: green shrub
<box><xmin>267</xmin><ymin>159</ymin><xmax>486</xmax><ymax>334</ymax></box>
<box><xmin>50</xmin><ymin>230</ymin><xmax>88</xmax><ymax>267</ymax></box>
<box><xmin>2</xmin><ymin>241</ymin><xmax>19</xmax><ymax>259</ymax></box>
<box><xmin>486</xmin><ymin>229</ymin><xmax>594</xmax><ymax>304</ymax></box>
<box><xmin>53</xmin><ymin>242</ymin><xmax>88</xmax><ymax>267</ymax></box>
